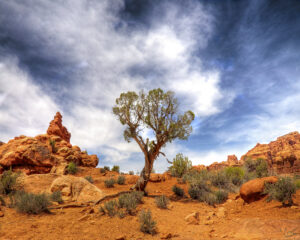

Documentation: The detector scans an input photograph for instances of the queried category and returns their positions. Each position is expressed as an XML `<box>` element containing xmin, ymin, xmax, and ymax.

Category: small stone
<box><xmin>115</xmin><ymin>235</ymin><xmax>126</xmax><ymax>240</ymax></box>
<box><xmin>204</xmin><ymin>220</ymin><xmax>214</xmax><ymax>225</ymax></box>
<box><xmin>0</xmin><ymin>211</ymin><xmax>4</xmax><ymax>217</ymax></box>
<box><xmin>78</xmin><ymin>215</ymin><xmax>89</xmax><ymax>221</ymax></box>
<box><xmin>221</xmin><ymin>234</ymin><xmax>228</xmax><ymax>238</ymax></box>
<box><xmin>160</xmin><ymin>233</ymin><xmax>172</xmax><ymax>239</ymax></box>
<box><xmin>185</xmin><ymin>212</ymin><xmax>199</xmax><ymax>225</ymax></box>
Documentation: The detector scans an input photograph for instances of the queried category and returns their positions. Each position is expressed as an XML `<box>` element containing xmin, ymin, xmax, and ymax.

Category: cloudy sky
<box><xmin>1</xmin><ymin>0</ymin><xmax>300</xmax><ymax>173</ymax></box>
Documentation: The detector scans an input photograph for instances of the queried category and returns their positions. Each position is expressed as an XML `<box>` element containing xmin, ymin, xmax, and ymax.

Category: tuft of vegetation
<box><xmin>50</xmin><ymin>191</ymin><xmax>63</xmax><ymax>204</ymax></box>
<box><xmin>131</xmin><ymin>191</ymin><xmax>144</xmax><ymax>204</ymax></box>
<box><xmin>172</xmin><ymin>185</ymin><xmax>184</xmax><ymax>197</ymax></box>
<box><xmin>225</xmin><ymin>167</ymin><xmax>245</xmax><ymax>186</ymax></box>
<box><xmin>103</xmin><ymin>166</ymin><xmax>110</xmax><ymax>171</ymax></box>
<box><xmin>155</xmin><ymin>195</ymin><xmax>169</xmax><ymax>209</ymax></box>
<box><xmin>210</xmin><ymin>171</ymin><xmax>231</xmax><ymax>190</ymax></box>
<box><xmin>84</xmin><ymin>176</ymin><xmax>94</xmax><ymax>184</ymax></box>
<box><xmin>139</xmin><ymin>209</ymin><xmax>156</xmax><ymax>235</ymax></box>
<box><xmin>104</xmin><ymin>178</ymin><xmax>115</xmax><ymax>188</ymax></box>
<box><xmin>244</xmin><ymin>158</ymin><xmax>269</xmax><ymax>178</ymax></box>
<box><xmin>118</xmin><ymin>209</ymin><xmax>126</xmax><ymax>219</ymax></box>
<box><xmin>67</xmin><ymin>162</ymin><xmax>78</xmax><ymax>175</ymax></box>
<box><xmin>13</xmin><ymin>191</ymin><xmax>51</xmax><ymax>214</ymax></box>
<box><xmin>99</xmin><ymin>205</ymin><xmax>105</xmax><ymax>215</ymax></box>
<box><xmin>129</xmin><ymin>171</ymin><xmax>134</xmax><ymax>175</ymax></box>
<box><xmin>264</xmin><ymin>177</ymin><xmax>296</xmax><ymax>206</ymax></box>
<box><xmin>48</xmin><ymin>139</ymin><xmax>57</xmax><ymax>153</ymax></box>
<box><xmin>0</xmin><ymin>169</ymin><xmax>19</xmax><ymax>195</ymax></box>
<box><xmin>111</xmin><ymin>165</ymin><xmax>120</xmax><ymax>173</ymax></box>
<box><xmin>295</xmin><ymin>179</ymin><xmax>300</xmax><ymax>189</ymax></box>
<box><xmin>104</xmin><ymin>200</ymin><xmax>118</xmax><ymax>217</ymax></box>
<box><xmin>215</xmin><ymin>190</ymin><xmax>228</xmax><ymax>204</ymax></box>
<box><xmin>169</xmin><ymin>153</ymin><xmax>192</xmax><ymax>178</ymax></box>
<box><xmin>255</xmin><ymin>158</ymin><xmax>269</xmax><ymax>178</ymax></box>
<box><xmin>118</xmin><ymin>193</ymin><xmax>137</xmax><ymax>215</ymax></box>
<box><xmin>117</xmin><ymin>175</ymin><xmax>126</xmax><ymax>185</ymax></box>
<box><xmin>99</xmin><ymin>168</ymin><xmax>106</xmax><ymax>173</ymax></box>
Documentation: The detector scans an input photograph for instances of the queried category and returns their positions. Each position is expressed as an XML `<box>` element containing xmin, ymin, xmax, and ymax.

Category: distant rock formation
<box><xmin>47</xmin><ymin>112</ymin><xmax>71</xmax><ymax>143</ymax></box>
<box><xmin>241</xmin><ymin>131</ymin><xmax>300</xmax><ymax>174</ymax></box>
<box><xmin>0</xmin><ymin>112</ymin><xmax>98</xmax><ymax>174</ymax></box>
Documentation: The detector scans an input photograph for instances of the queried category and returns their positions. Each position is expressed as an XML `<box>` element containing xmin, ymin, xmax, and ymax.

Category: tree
<box><xmin>113</xmin><ymin>88</ymin><xmax>195</xmax><ymax>191</ymax></box>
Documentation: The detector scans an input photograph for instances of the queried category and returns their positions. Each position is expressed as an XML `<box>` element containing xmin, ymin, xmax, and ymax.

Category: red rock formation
<box><xmin>47</xmin><ymin>112</ymin><xmax>71</xmax><ymax>143</ymax></box>
<box><xmin>207</xmin><ymin>154</ymin><xmax>241</xmax><ymax>171</ymax></box>
<box><xmin>240</xmin><ymin>131</ymin><xmax>300</xmax><ymax>174</ymax></box>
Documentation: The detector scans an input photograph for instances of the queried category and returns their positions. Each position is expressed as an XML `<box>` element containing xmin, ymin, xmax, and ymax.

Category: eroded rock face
<box><xmin>240</xmin><ymin>176</ymin><xmax>278</xmax><ymax>203</ymax></box>
<box><xmin>50</xmin><ymin>175</ymin><xmax>104</xmax><ymax>203</ymax></box>
<box><xmin>241</xmin><ymin>131</ymin><xmax>300</xmax><ymax>174</ymax></box>
<box><xmin>47</xmin><ymin>112</ymin><xmax>71</xmax><ymax>143</ymax></box>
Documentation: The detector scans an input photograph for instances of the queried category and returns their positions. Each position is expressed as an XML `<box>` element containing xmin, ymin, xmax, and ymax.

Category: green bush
<box><xmin>264</xmin><ymin>177</ymin><xmax>296</xmax><ymax>206</ymax></box>
<box><xmin>169</xmin><ymin>153</ymin><xmax>192</xmax><ymax>177</ymax></box>
<box><xmin>117</xmin><ymin>175</ymin><xmax>125</xmax><ymax>185</ymax></box>
<box><xmin>67</xmin><ymin>162</ymin><xmax>78</xmax><ymax>175</ymax></box>
<box><xmin>84</xmin><ymin>176</ymin><xmax>94</xmax><ymax>184</ymax></box>
<box><xmin>210</xmin><ymin>171</ymin><xmax>230</xmax><ymax>189</ymax></box>
<box><xmin>50</xmin><ymin>191</ymin><xmax>63</xmax><ymax>204</ymax></box>
<box><xmin>118</xmin><ymin>193</ymin><xmax>137</xmax><ymax>214</ymax></box>
<box><xmin>215</xmin><ymin>190</ymin><xmax>228</xmax><ymax>204</ymax></box>
<box><xmin>131</xmin><ymin>191</ymin><xmax>144</xmax><ymax>204</ymax></box>
<box><xmin>104</xmin><ymin>166</ymin><xmax>110</xmax><ymax>171</ymax></box>
<box><xmin>14</xmin><ymin>191</ymin><xmax>51</xmax><ymax>214</ymax></box>
<box><xmin>48</xmin><ymin>139</ymin><xmax>57</xmax><ymax>153</ymax></box>
<box><xmin>112</xmin><ymin>165</ymin><xmax>120</xmax><ymax>173</ymax></box>
<box><xmin>155</xmin><ymin>195</ymin><xmax>169</xmax><ymax>209</ymax></box>
<box><xmin>118</xmin><ymin>209</ymin><xmax>126</xmax><ymax>219</ymax></box>
<box><xmin>295</xmin><ymin>179</ymin><xmax>300</xmax><ymax>189</ymax></box>
<box><xmin>172</xmin><ymin>185</ymin><xmax>184</xmax><ymax>197</ymax></box>
<box><xmin>225</xmin><ymin>167</ymin><xmax>245</xmax><ymax>186</ymax></box>
<box><xmin>255</xmin><ymin>158</ymin><xmax>269</xmax><ymax>178</ymax></box>
<box><xmin>188</xmin><ymin>181</ymin><xmax>211</xmax><ymax>200</ymax></box>
<box><xmin>129</xmin><ymin>171</ymin><xmax>134</xmax><ymax>175</ymax></box>
<box><xmin>0</xmin><ymin>169</ymin><xmax>19</xmax><ymax>195</ymax></box>
<box><xmin>99</xmin><ymin>168</ymin><xmax>106</xmax><ymax>173</ymax></box>
<box><xmin>104</xmin><ymin>178</ymin><xmax>115</xmax><ymax>188</ymax></box>
<box><xmin>139</xmin><ymin>209</ymin><xmax>156</xmax><ymax>235</ymax></box>
<box><xmin>104</xmin><ymin>200</ymin><xmax>118</xmax><ymax>217</ymax></box>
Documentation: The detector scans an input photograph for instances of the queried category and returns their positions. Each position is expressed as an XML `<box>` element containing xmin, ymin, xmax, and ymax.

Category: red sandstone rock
<box><xmin>47</xmin><ymin>112</ymin><xmax>71</xmax><ymax>143</ymax></box>
<box><xmin>241</xmin><ymin>131</ymin><xmax>300</xmax><ymax>174</ymax></box>
<box><xmin>240</xmin><ymin>176</ymin><xmax>278</xmax><ymax>203</ymax></box>
<box><xmin>227</xmin><ymin>155</ymin><xmax>239</xmax><ymax>165</ymax></box>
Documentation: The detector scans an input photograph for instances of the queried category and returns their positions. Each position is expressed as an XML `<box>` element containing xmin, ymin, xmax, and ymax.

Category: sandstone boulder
<box><xmin>240</xmin><ymin>176</ymin><xmax>278</xmax><ymax>203</ymax></box>
<box><xmin>47</xmin><ymin>112</ymin><xmax>71</xmax><ymax>143</ymax></box>
<box><xmin>50</xmin><ymin>175</ymin><xmax>104</xmax><ymax>203</ymax></box>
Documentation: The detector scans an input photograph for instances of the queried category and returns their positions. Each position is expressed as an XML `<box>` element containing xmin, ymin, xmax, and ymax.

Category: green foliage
<box><xmin>48</xmin><ymin>139</ymin><xmax>57</xmax><ymax>153</ymax></box>
<box><xmin>99</xmin><ymin>168</ymin><xmax>106</xmax><ymax>173</ymax></box>
<box><xmin>104</xmin><ymin>178</ymin><xmax>115</xmax><ymax>188</ymax></box>
<box><xmin>0</xmin><ymin>169</ymin><xmax>19</xmax><ymax>195</ymax></box>
<box><xmin>112</xmin><ymin>165</ymin><xmax>120</xmax><ymax>173</ymax></box>
<box><xmin>139</xmin><ymin>209</ymin><xmax>156</xmax><ymax>235</ymax></box>
<box><xmin>169</xmin><ymin>153</ymin><xmax>192</xmax><ymax>177</ymax></box>
<box><xmin>103</xmin><ymin>166</ymin><xmax>110</xmax><ymax>171</ymax></box>
<box><xmin>131</xmin><ymin>191</ymin><xmax>144</xmax><ymax>204</ymax></box>
<box><xmin>104</xmin><ymin>200</ymin><xmax>118</xmax><ymax>217</ymax></box>
<box><xmin>295</xmin><ymin>179</ymin><xmax>300</xmax><ymax>189</ymax></box>
<box><xmin>118</xmin><ymin>193</ymin><xmax>138</xmax><ymax>214</ymax></box>
<box><xmin>264</xmin><ymin>177</ymin><xmax>296</xmax><ymax>206</ymax></box>
<box><xmin>118</xmin><ymin>209</ymin><xmax>126</xmax><ymax>219</ymax></box>
<box><xmin>188</xmin><ymin>181</ymin><xmax>211</xmax><ymax>200</ymax></box>
<box><xmin>129</xmin><ymin>171</ymin><xmax>134</xmax><ymax>175</ymax></box>
<box><xmin>155</xmin><ymin>195</ymin><xmax>169</xmax><ymax>209</ymax></box>
<box><xmin>225</xmin><ymin>167</ymin><xmax>245</xmax><ymax>186</ymax></box>
<box><xmin>67</xmin><ymin>162</ymin><xmax>78</xmax><ymax>175</ymax></box>
<box><xmin>210</xmin><ymin>171</ymin><xmax>230</xmax><ymax>189</ymax></box>
<box><xmin>84</xmin><ymin>176</ymin><xmax>94</xmax><ymax>184</ymax></box>
<box><xmin>50</xmin><ymin>191</ymin><xmax>63</xmax><ymax>204</ymax></box>
<box><xmin>13</xmin><ymin>191</ymin><xmax>50</xmax><ymax>214</ymax></box>
<box><xmin>172</xmin><ymin>185</ymin><xmax>184</xmax><ymax>197</ymax></box>
<box><xmin>244</xmin><ymin>158</ymin><xmax>269</xmax><ymax>178</ymax></box>
<box><xmin>215</xmin><ymin>190</ymin><xmax>228</xmax><ymax>204</ymax></box>
<box><xmin>117</xmin><ymin>175</ymin><xmax>126</xmax><ymax>185</ymax></box>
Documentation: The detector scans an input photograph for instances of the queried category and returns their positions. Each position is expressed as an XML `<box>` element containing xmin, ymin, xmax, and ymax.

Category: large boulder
<box><xmin>240</xmin><ymin>176</ymin><xmax>278</xmax><ymax>203</ymax></box>
<box><xmin>50</xmin><ymin>175</ymin><xmax>104</xmax><ymax>203</ymax></box>
<box><xmin>47</xmin><ymin>112</ymin><xmax>71</xmax><ymax>143</ymax></box>
<box><xmin>241</xmin><ymin>131</ymin><xmax>300</xmax><ymax>174</ymax></box>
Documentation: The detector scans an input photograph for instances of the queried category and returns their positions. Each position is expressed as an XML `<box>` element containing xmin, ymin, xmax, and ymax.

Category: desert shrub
<box><xmin>0</xmin><ymin>195</ymin><xmax>5</xmax><ymax>206</ymax></box>
<box><xmin>243</xmin><ymin>171</ymin><xmax>257</xmax><ymax>182</ymax></box>
<box><xmin>295</xmin><ymin>179</ymin><xmax>300</xmax><ymax>189</ymax></box>
<box><xmin>169</xmin><ymin>153</ymin><xmax>192</xmax><ymax>177</ymax></box>
<box><xmin>48</xmin><ymin>139</ymin><xmax>57</xmax><ymax>153</ymax></box>
<box><xmin>155</xmin><ymin>195</ymin><xmax>169</xmax><ymax>209</ymax></box>
<box><xmin>50</xmin><ymin>191</ymin><xmax>63</xmax><ymax>204</ymax></box>
<box><xmin>176</xmin><ymin>177</ymin><xmax>186</xmax><ymax>184</ymax></box>
<box><xmin>172</xmin><ymin>185</ymin><xmax>184</xmax><ymax>197</ymax></box>
<box><xmin>0</xmin><ymin>169</ymin><xmax>19</xmax><ymax>195</ymax></box>
<box><xmin>67</xmin><ymin>162</ymin><xmax>78</xmax><ymax>175</ymax></box>
<box><xmin>118</xmin><ymin>193</ymin><xmax>137</xmax><ymax>214</ymax></box>
<box><xmin>188</xmin><ymin>180</ymin><xmax>211</xmax><ymax>200</ymax></box>
<box><xmin>201</xmin><ymin>192</ymin><xmax>218</xmax><ymax>206</ymax></box>
<box><xmin>264</xmin><ymin>177</ymin><xmax>296</xmax><ymax>206</ymax></box>
<box><xmin>129</xmin><ymin>171</ymin><xmax>134</xmax><ymax>175</ymax></box>
<box><xmin>139</xmin><ymin>209</ymin><xmax>156</xmax><ymax>235</ymax></box>
<box><xmin>225</xmin><ymin>167</ymin><xmax>245</xmax><ymax>186</ymax></box>
<box><xmin>215</xmin><ymin>190</ymin><xmax>228</xmax><ymax>204</ymax></box>
<box><xmin>131</xmin><ymin>191</ymin><xmax>144</xmax><ymax>204</ymax></box>
<box><xmin>210</xmin><ymin>171</ymin><xmax>230</xmax><ymax>189</ymax></box>
<box><xmin>99</xmin><ymin>205</ymin><xmax>105</xmax><ymax>214</ymax></box>
<box><xmin>117</xmin><ymin>175</ymin><xmax>125</xmax><ymax>185</ymax></box>
<box><xmin>255</xmin><ymin>158</ymin><xmax>269</xmax><ymax>178</ymax></box>
<box><xmin>111</xmin><ymin>165</ymin><xmax>120</xmax><ymax>173</ymax></box>
<box><xmin>104</xmin><ymin>200</ymin><xmax>118</xmax><ymax>217</ymax></box>
<box><xmin>104</xmin><ymin>178</ymin><xmax>115</xmax><ymax>188</ymax></box>
<box><xmin>99</xmin><ymin>168</ymin><xmax>106</xmax><ymax>173</ymax></box>
<box><xmin>104</xmin><ymin>166</ymin><xmax>110</xmax><ymax>171</ymax></box>
<box><xmin>84</xmin><ymin>176</ymin><xmax>94</xmax><ymax>184</ymax></box>
<box><xmin>118</xmin><ymin>209</ymin><xmax>126</xmax><ymax>219</ymax></box>
<box><xmin>14</xmin><ymin>191</ymin><xmax>50</xmax><ymax>214</ymax></box>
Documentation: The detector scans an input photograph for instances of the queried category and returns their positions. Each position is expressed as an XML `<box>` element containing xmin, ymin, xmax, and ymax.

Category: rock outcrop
<box><xmin>47</xmin><ymin>112</ymin><xmax>71</xmax><ymax>143</ymax></box>
<box><xmin>240</xmin><ymin>176</ymin><xmax>278</xmax><ymax>203</ymax></box>
<box><xmin>0</xmin><ymin>112</ymin><xmax>99</xmax><ymax>174</ymax></box>
<box><xmin>241</xmin><ymin>131</ymin><xmax>300</xmax><ymax>174</ymax></box>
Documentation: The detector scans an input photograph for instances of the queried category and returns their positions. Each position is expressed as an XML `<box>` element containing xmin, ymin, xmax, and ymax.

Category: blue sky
<box><xmin>1</xmin><ymin>0</ymin><xmax>300</xmax><ymax>173</ymax></box>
